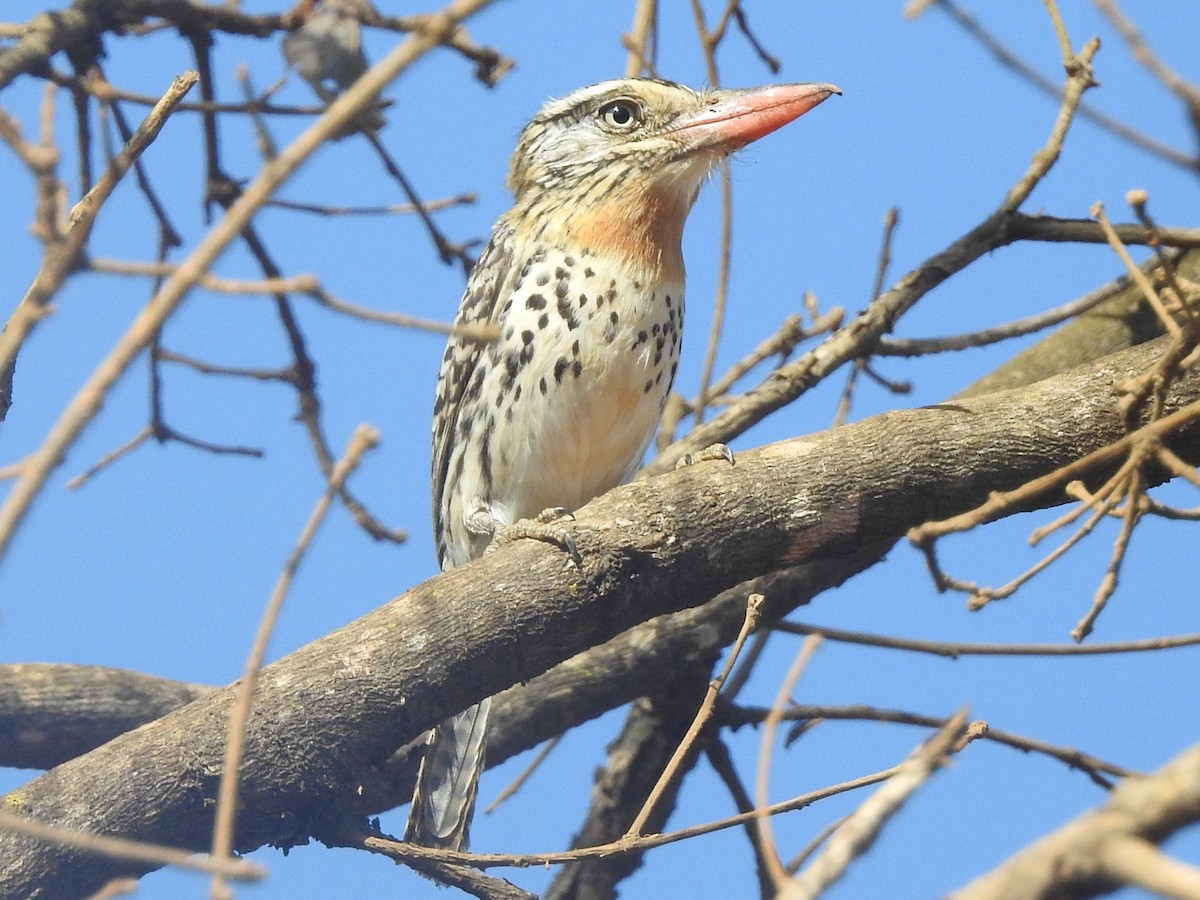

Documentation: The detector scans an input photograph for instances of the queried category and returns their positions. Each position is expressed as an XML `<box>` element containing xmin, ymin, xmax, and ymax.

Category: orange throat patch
<box><xmin>546</xmin><ymin>179</ymin><xmax>695</xmax><ymax>285</ymax></box>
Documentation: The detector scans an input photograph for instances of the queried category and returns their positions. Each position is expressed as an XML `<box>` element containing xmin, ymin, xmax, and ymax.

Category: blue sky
<box><xmin>2</xmin><ymin>2</ymin><xmax>1198</xmax><ymax>898</ymax></box>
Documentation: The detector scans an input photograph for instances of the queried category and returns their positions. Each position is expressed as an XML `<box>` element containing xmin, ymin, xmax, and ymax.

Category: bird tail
<box><xmin>404</xmin><ymin>697</ymin><xmax>491</xmax><ymax>850</ymax></box>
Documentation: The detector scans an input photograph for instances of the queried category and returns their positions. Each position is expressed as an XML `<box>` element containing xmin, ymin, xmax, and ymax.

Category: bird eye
<box><xmin>597</xmin><ymin>99</ymin><xmax>642</xmax><ymax>132</ymax></box>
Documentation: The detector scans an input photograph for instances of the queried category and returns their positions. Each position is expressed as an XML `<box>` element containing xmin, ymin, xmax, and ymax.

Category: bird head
<box><xmin>507</xmin><ymin>78</ymin><xmax>839</xmax><ymax>202</ymax></box>
<box><xmin>505</xmin><ymin>78</ymin><xmax>838</xmax><ymax>282</ymax></box>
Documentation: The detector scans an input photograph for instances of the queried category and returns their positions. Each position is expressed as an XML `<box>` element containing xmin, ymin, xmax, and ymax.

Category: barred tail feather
<box><xmin>404</xmin><ymin>698</ymin><xmax>491</xmax><ymax>850</ymax></box>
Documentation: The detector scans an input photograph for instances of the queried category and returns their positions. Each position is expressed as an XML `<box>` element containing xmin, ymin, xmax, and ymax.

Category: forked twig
<box><xmin>625</xmin><ymin>592</ymin><xmax>765</xmax><ymax>837</ymax></box>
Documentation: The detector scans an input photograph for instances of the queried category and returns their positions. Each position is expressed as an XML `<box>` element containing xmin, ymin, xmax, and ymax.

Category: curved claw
<box><xmin>487</xmin><ymin>508</ymin><xmax>582</xmax><ymax>567</ymax></box>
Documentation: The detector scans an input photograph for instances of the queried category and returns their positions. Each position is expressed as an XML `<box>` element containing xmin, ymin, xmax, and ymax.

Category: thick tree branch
<box><xmin>2</xmin><ymin>337</ymin><xmax>1199</xmax><ymax>897</ymax></box>
<box><xmin>0</xmin><ymin>664</ymin><xmax>212</xmax><ymax>769</ymax></box>
<box><xmin>0</xmin><ymin>549</ymin><xmax>883</xmax><ymax>779</ymax></box>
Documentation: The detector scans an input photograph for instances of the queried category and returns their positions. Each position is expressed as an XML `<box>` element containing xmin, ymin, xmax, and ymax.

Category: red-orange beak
<box><xmin>670</xmin><ymin>82</ymin><xmax>840</xmax><ymax>151</ymax></box>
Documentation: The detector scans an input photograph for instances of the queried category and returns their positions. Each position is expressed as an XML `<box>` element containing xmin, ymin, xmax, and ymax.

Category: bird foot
<box><xmin>675</xmin><ymin>443</ymin><xmax>735</xmax><ymax>470</ymax></box>
<box><xmin>487</xmin><ymin>507</ymin><xmax>581</xmax><ymax>567</ymax></box>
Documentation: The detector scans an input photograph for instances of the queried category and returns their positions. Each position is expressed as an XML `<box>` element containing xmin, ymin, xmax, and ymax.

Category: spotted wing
<box><xmin>430</xmin><ymin>222</ymin><xmax>517</xmax><ymax>568</ymax></box>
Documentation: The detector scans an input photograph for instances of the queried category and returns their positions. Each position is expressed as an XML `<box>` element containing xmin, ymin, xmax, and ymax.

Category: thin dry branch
<box><xmin>1093</xmin><ymin>0</ymin><xmax>1200</xmax><ymax>109</ymax></box>
<box><xmin>208</xmin><ymin>425</ymin><xmax>379</xmax><ymax>899</ymax></box>
<box><xmin>625</xmin><ymin>593</ymin><xmax>764</xmax><ymax>837</ymax></box>
<box><xmin>878</xmin><ymin>274</ymin><xmax>1151</xmax><ymax>356</ymax></box>
<box><xmin>1008</xmin><ymin>213</ymin><xmax>1200</xmax><ymax>248</ymax></box>
<box><xmin>641</xmin><ymin>34</ymin><xmax>1101</xmax><ymax>476</ymax></box>
<box><xmin>483</xmin><ymin>736</ymin><xmax>561</xmax><ymax>816</ymax></box>
<box><xmin>266</xmin><ymin>192</ymin><xmax>476</xmax><ymax>216</ymax></box>
<box><xmin>355</xmin><ymin>767</ymin><xmax>898</xmax><ymax>872</ymax></box>
<box><xmin>756</xmin><ymin>636</ymin><xmax>822</xmax><ymax>891</ymax></box>
<box><xmin>705</xmin><ymin>737</ymin><xmax>779</xmax><ymax>896</ymax></box>
<box><xmin>87</xmin><ymin>258</ymin><xmax>495</xmax><ymax>339</ymax></box>
<box><xmin>1092</xmin><ymin>203</ymin><xmax>1180</xmax><ymax>336</ymax></box>
<box><xmin>783</xmin><ymin>710</ymin><xmax>969</xmax><ymax>899</ymax></box>
<box><xmin>726</xmin><ymin>704</ymin><xmax>1131</xmax><ymax>787</ymax></box>
<box><xmin>911</xmin><ymin>253</ymin><xmax>1199</xmax><ymax>626</ymax></box>
<box><xmin>0</xmin><ymin>811</ymin><xmax>264</xmax><ymax>884</ymax></box>
<box><xmin>773</xmin><ymin>621</ymin><xmax>1200</xmax><ymax>658</ymax></box>
<box><xmin>1071</xmin><ymin>464</ymin><xmax>1145</xmax><ymax>641</ymax></box>
<box><xmin>911</xmin><ymin>0</ymin><xmax>1199</xmax><ymax>171</ymax></box>
<box><xmin>0</xmin><ymin>0</ymin><xmax>498</xmax><ymax>565</ymax></box>
<box><xmin>0</xmin><ymin>72</ymin><xmax>196</xmax><ymax>419</ymax></box>
<box><xmin>623</xmin><ymin>0</ymin><xmax>657</xmax><ymax>78</ymax></box>
<box><xmin>689</xmin><ymin>0</ymin><xmax>735</xmax><ymax>427</ymax></box>
<box><xmin>949</xmin><ymin>738</ymin><xmax>1200</xmax><ymax>899</ymax></box>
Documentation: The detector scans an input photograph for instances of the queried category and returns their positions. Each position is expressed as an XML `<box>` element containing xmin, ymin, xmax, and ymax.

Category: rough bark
<box><xmin>2</xmin><ymin>336</ymin><xmax>1199</xmax><ymax>898</ymax></box>
<box><xmin>0</xmin><ymin>664</ymin><xmax>213</xmax><ymax>769</ymax></box>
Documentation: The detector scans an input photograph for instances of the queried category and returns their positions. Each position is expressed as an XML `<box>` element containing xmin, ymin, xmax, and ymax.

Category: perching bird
<box><xmin>407</xmin><ymin>77</ymin><xmax>839</xmax><ymax>850</ymax></box>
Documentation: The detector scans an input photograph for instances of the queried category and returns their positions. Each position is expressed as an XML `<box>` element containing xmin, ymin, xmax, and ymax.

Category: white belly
<box><xmin>486</xmin><ymin>265</ymin><xmax>683</xmax><ymax>523</ymax></box>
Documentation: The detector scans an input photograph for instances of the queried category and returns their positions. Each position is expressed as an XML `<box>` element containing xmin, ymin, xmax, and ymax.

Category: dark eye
<box><xmin>598</xmin><ymin>99</ymin><xmax>642</xmax><ymax>132</ymax></box>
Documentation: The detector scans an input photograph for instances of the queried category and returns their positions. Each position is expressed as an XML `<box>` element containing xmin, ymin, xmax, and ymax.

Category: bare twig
<box><xmin>1092</xmin><ymin>0</ymin><xmax>1200</xmax><ymax>109</ymax></box>
<box><xmin>912</xmin><ymin>0</ymin><xmax>1198</xmax><ymax>171</ymax></box>
<box><xmin>267</xmin><ymin>192</ymin><xmax>476</xmax><ymax>217</ymax></box>
<box><xmin>693</xmin><ymin>160</ymin><xmax>734</xmax><ymax>425</ymax></box>
<box><xmin>353</xmin><ymin>765</ymin><xmax>897</xmax><ymax>870</ymax></box>
<box><xmin>688</xmin><ymin>306</ymin><xmax>842</xmax><ymax>411</ymax></box>
<box><xmin>726</xmin><ymin>704</ymin><xmax>1131</xmax><ymax>787</ymax></box>
<box><xmin>87</xmin><ymin>258</ymin><xmax>495</xmax><ymax>339</ymax></box>
<box><xmin>705</xmin><ymin>737</ymin><xmax>779</xmax><ymax>896</ymax></box>
<box><xmin>1008</xmin><ymin>213</ymin><xmax>1200</xmax><ymax>248</ymax></box>
<box><xmin>623</xmin><ymin>0</ymin><xmax>657</xmax><ymax>78</ymax></box>
<box><xmin>869</xmin><ymin>208</ymin><xmax>899</xmax><ymax>303</ymax></box>
<box><xmin>64</xmin><ymin>425</ymin><xmax>153</xmax><ymax>489</ymax></box>
<box><xmin>484</xmin><ymin>736</ymin><xmax>561</xmax><ymax>815</ymax></box>
<box><xmin>1071</xmin><ymin>466</ymin><xmax>1144</xmax><ymax>641</ymax></box>
<box><xmin>209</xmin><ymin>425</ymin><xmax>379</xmax><ymax>899</ymax></box>
<box><xmin>689</xmin><ymin>0</ymin><xmax>735</xmax><ymax>427</ymax></box>
<box><xmin>363</xmin><ymin>130</ymin><xmax>478</xmax><ymax>271</ymax></box>
<box><xmin>773</xmin><ymin>620</ymin><xmax>1200</xmax><ymax>658</ymax></box>
<box><xmin>1092</xmin><ymin>202</ymin><xmax>1181</xmax><ymax>335</ymax></box>
<box><xmin>783</xmin><ymin>709</ymin><xmax>969</xmax><ymax>899</ymax></box>
<box><xmin>0</xmin><ymin>811</ymin><xmax>264</xmax><ymax>883</ymax></box>
<box><xmin>0</xmin><ymin>72</ymin><xmax>196</xmax><ymax>418</ymax></box>
<box><xmin>878</xmin><ymin>273</ymin><xmax>1148</xmax><ymax>356</ymax></box>
<box><xmin>757</xmin><ymin>635</ymin><xmax>822</xmax><ymax>892</ymax></box>
<box><xmin>626</xmin><ymin>593</ymin><xmax>764</xmax><ymax>837</ymax></box>
<box><xmin>731</xmin><ymin>6</ymin><xmax>781</xmax><ymax>74</ymax></box>
<box><xmin>0</xmin><ymin>0</ymin><xmax>498</xmax><ymax>564</ymax></box>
